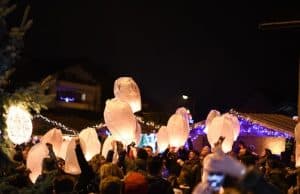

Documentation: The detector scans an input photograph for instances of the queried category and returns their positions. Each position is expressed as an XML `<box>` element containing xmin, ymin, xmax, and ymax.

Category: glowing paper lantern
<box><xmin>41</xmin><ymin>128</ymin><xmax>63</xmax><ymax>157</ymax></box>
<box><xmin>176</xmin><ymin>107</ymin><xmax>190</xmax><ymax>123</ymax></box>
<box><xmin>113</xmin><ymin>77</ymin><xmax>141</xmax><ymax>113</ymax></box>
<box><xmin>207</xmin><ymin>114</ymin><xmax>237</xmax><ymax>153</ymax></box>
<box><xmin>204</xmin><ymin>110</ymin><xmax>221</xmax><ymax>134</ymax></box>
<box><xmin>6</xmin><ymin>105</ymin><xmax>32</xmax><ymax>145</ymax></box>
<box><xmin>101</xmin><ymin>135</ymin><xmax>115</xmax><ymax>158</ymax></box>
<box><xmin>57</xmin><ymin>140</ymin><xmax>71</xmax><ymax>160</ymax></box>
<box><xmin>166</xmin><ymin>113</ymin><xmax>189</xmax><ymax>148</ymax></box>
<box><xmin>64</xmin><ymin>138</ymin><xmax>81</xmax><ymax>175</ymax></box>
<box><xmin>104</xmin><ymin>98</ymin><xmax>136</xmax><ymax>145</ymax></box>
<box><xmin>134</xmin><ymin>122</ymin><xmax>142</xmax><ymax>145</ymax></box>
<box><xmin>79</xmin><ymin>127</ymin><xmax>101</xmax><ymax>161</ymax></box>
<box><xmin>156</xmin><ymin>126</ymin><xmax>169</xmax><ymax>153</ymax></box>
<box><xmin>26</xmin><ymin>143</ymin><xmax>49</xmax><ymax>183</ymax></box>
<box><xmin>295</xmin><ymin>123</ymin><xmax>300</xmax><ymax>167</ymax></box>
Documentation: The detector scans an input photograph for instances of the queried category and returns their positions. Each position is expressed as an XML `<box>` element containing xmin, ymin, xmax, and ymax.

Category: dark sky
<box><xmin>21</xmin><ymin>1</ymin><xmax>300</xmax><ymax>119</ymax></box>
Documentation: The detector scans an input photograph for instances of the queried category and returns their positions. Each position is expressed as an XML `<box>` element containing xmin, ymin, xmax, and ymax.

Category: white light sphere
<box><xmin>79</xmin><ymin>127</ymin><xmax>101</xmax><ymax>161</ymax></box>
<box><xmin>26</xmin><ymin>143</ymin><xmax>49</xmax><ymax>183</ymax></box>
<box><xmin>166</xmin><ymin>113</ymin><xmax>189</xmax><ymax>148</ymax></box>
<box><xmin>113</xmin><ymin>77</ymin><xmax>141</xmax><ymax>113</ymax></box>
<box><xmin>156</xmin><ymin>126</ymin><xmax>169</xmax><ymax>153</ymax></box>
<box><xmin>104</xmin><ymin>98</ymin><xmax>136</xmax><ymax>145</ymax></box>
<box><xmin>6</xmin><ymin>105</ymin><xmax>32</xmax><ymax>145</ymax></box>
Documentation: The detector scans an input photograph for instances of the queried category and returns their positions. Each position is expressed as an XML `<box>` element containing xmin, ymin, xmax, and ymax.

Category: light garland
<box><xmin>34</xmin><ymin>114</ymin><xmax>77</xmax><ymax>135</ymax></box>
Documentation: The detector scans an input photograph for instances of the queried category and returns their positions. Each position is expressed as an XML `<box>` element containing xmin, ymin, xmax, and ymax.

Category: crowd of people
<box><xmin>0</xmin><ymin>135</ymin><xmax>299</xmax><ymax>194</ymax></box>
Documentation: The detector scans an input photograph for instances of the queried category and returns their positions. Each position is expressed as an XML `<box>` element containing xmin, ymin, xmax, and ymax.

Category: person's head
<box><xmin>42</xmin><ymin>158</ymin><xmax>56</xmax><ymax>173</ymax></box>
<box><xmin>99</xmin><ymin>163</ymin><xmax>124</xmax><ymax>180</ymax></box>
<box><xmin>144</xmin><ymin>146</ymin><xmax>153</xmax><ymax>157</ymax></box>
<box><xmin>188</xmin><ymin>150</ymin><xmax>199</xmax><ymax>160</ymax></box>
<box><xmin>137</xmin><ymin>148</ymin><xmax>148</xmax><ymax>160</ymax></box>
<box><xmin>99</xmin><ymin>176</ymin><xmax>122</xmax><ymax>194</ymax></box>
<box><xmin>124</xmin><ymin>172</ymin><xmax>148</xmax><ymax>194</ymax></box>
<box><xmin>238</xmin><ymin>141</ymin><xmax>246</xmax><ymax>149</ymax></box>
<box><xmin>147</xmin><ymin>156</ymin><xmax>163</xmax><ymax>176</ymax></box>
<box><xmin>200</xmin><ymin>146</ymin><xmax>211</xmax><ymax>157</ymax></box>
<box><xmin>53</xmin><ymin>175</ymin><xmax>75</xmax><ymax>194</ymax></box>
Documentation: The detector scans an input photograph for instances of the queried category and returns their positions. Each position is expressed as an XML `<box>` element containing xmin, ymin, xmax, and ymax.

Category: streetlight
<box><xmin>182</xmin><ymin>95</ymin><xmax>189</xmax><ymax>100</ymax></box>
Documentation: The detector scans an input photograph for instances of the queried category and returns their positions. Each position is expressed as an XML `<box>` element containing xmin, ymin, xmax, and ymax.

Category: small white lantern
<box><xmin>204</xmin><ymin>110</ymin><xmax>221</xmax><ymax>134</ymax></box>
<box><xmin>101</xmin><ymin>135</ymin><xmax>115</xmax><ymax>159</ymax></box>
<box><xmin>166</xmin><ymin>113</ymin><xmax>189</xmax><ymax>148</ymax></box>
<box><xmin>26</xmin><ymin>143</ymin><xmax>49</xmax><ymax>183</ymax></box>
<box><xmin>104</xmin><ymin>98</ymin><xmax>136</xmax><ymax>145</ymax></box>
<box><xmin>156</xmin><ymin>126</ymin><xmax>169</xmax><ymax>153</ymax></box>
<box><xmin>79</xmin><ymin>127</ymin><xmax>101</xmax><ymax>161</ymax></box>
<box><xmin>113</xmin><ymin>77</ymin><xmax>141</xmax><ymax>113</ymax></box>
<box><xmin>6</xmin><ymin>105</ymin><xmax>32</xmax><ymax>145</ymax></box>
<box><xmin>64</xmin><ymin>138</ymin><xmax>81</xmax><ymax>175</ymax></box>
<box><xmin>40</xmin><ymin>128</ymin><xmax>63</xmax><ymax>157</ymax></box>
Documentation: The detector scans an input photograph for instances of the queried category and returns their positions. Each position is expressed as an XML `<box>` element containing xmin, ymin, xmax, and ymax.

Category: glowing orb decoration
<box><xmin>64</xmin><ymin>138</ymin><xmax>81</xmax><ymax>175</ymax></box>
<box><xmin>207</xmin><ymin>113</ymin><xmax>238</xmax><ymax>153</ymax></box>
<box><xmin>204</xmin><ymin>110</ymin><xmax>221</xmax><ymax>134</ymax></box>
<box><xmin>113</xmin><ymin>77</ymin><xmax>141</xmax><ymax>113</ymax></box>
<box><xmin>295</xmin><ymin>123</ymin><xmax>300</xmax><ymax>167</ymax></box>
<box><xmin>166</xmin><ymin>113</ymin><xmax>189</xmax><ymax>148</ymax></box>
<box><xmin>79</xmin><ymin>127</ymin><xmax>101</xmax><ymax>161</ymax></box>
<box><xmin>156</xmin><ymin>126</ymin><xmax>169</xmax><ymax>153</ymax></box>
<box><xmin>6</xmin><ymin>105</ymin><xmax>33</xmax><ymax>145</ymax></box>
<box><xmin>104</xmin><ymin>98</ymin><xmax>136</xmax><ymax>145</ymax></box>
<box><xmin>26</xmin><ymin>143</ymin><xmax>49</xmax><ymax>183</ymax></box>
<box><xmin>101</xmin><ymin>135</ymin><xmax>115</xmax><ymax>158</ymax></box>
<box><xmin>40</xmin><ymin>128</ymin><xmax>63</xmax><ymax>157</ymax></box>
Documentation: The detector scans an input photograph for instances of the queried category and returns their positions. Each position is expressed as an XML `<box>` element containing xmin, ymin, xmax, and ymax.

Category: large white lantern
<box><xmin>6</xmin><ymin>105</ymin><xmax>32</xmax><ymax>145</ymax></box>
<box><xmin>104</xmin><ymin>98</ymin><xmax>136</xmax><ymax>145</ymax></box>
<box><xmin>26</xmin><ymin>143</ymin><xmax>49</xmax><ymax>183</ymax></box>
<box><xmin>156</xmin><ymin>126</ymin><xmax>169</xmax><ymax>153</ymax></box>
<box><xmin>40</xmin><ymin>128</ymin><xmax>63</xmax><ymax>157</ymax></box>
<box><xmin>207</xmin><ymin>114</ymin><xmax>238</xmax><ymax>153</ymax></box>
<box><xmin>204</xmin><ymin>110</ymin><xmax>221</xmax><ymax>134</ymax></box>
<box><xmin>79</xmin><ymin>127</ymin><xmax>101</xmax><ymax>161</ymax></box>
<box><xmin>64</xmin><ymin>138</ymin><xmax>81</xmax><ymax>175</ymax></box>
<box><xmin>101</xmin><ymin>135</ymin><xmax>115</xmax><ymax>159</ymax></box>
<box><xmin>113</xmin><ymin>77</ymin><xmax>141</xmax><ymax>113</ymax></box>
<box><xmin>166</xmin><ymin>113</ymin><xmax>189</xmax><ymax>148</ymax></box>
<box><xmin>295</xmin><ymin>123</ymin><xmax>300</xmax><ymax>167</ymax></box>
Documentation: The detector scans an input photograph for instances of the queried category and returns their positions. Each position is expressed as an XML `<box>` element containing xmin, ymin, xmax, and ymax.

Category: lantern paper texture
<box><xmin>176</xmin><ymin>107</ymin><xmax>189</xmax><ymax>123</ymax></box>
<box><xmin>166</xmin><ymin>114</ymin><xmax>189</xmax><ymax>148</ymax></box>
<box><xmin>295</xmin><ymin>123</ymin><xmax>300</xmax><ymax>167</ymax></box>
<box><xmin>295</xmin><ymin>123</ymin><xmax>300</xmax><ymax>144</ymax></box>
<box><xmin>101</xmin><ymin>135</ymin><xmax>115</xmax><ymax>159</ymax></box>
<box><xmin>156</xmin><ymin>126</ymin><xmax>169</xmax><ymax>153</ymax></box>
<box><xmin>113</xmin><ymin>77</ymin><xmax>141</xmax><ymax>113</ymax></box>
<box><xmin>296</xmin><ymin>144</ymin><xmax>300</xmax><ymax>168</ymax></box>
<box><xmin>207</xmin><ymin>114</ymin><xmax>237</xmax><ymax>153</ymax></box>
<box><xmin>104</xmin><ymin>98</ymin><xmax>136</xmax><ymax>145</ymax></box>
<box><xmin>79</xmin><ymin>128</ymin><xmax>101</xmax><ymax>161</ymax></box>
<box><xmin>57</xmin><ymin>140</ymin><xmax>71</xmax><ymax>160</ymax></box>
<box><xmin>26</xmin><ymin>143</ymin><xmax>49</xmax><ymax>183</ymax></box>
<box><xmin>6</xmin><ymin>105</ymin><xmax>32</xmax><ymax>145</ymax></box>
<box><xmin>64</xmin><ymin>138</ymin><xmax>81</xmax><ymax>175</ymax></box>
<box><xmin>41</xmin><ymin>128</ymin><xmax>63</xmax><ymax>157</ymax></box>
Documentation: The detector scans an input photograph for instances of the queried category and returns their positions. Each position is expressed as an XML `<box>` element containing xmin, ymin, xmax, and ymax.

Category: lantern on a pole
<box><xmin>64</xmin><ymin>138</ymin><xmax>81</xmax><ymax>175</ymax></box>
<box><xmin>79</xmin><ymin>127</ymin><xmax>101</xmax><ymax>161</ymax></box>
<box><xmin>40</xmin><ymin>128</ymin><xmax>63</xmax><ymax>157</ymax></box>
<box><xmin>104</xmin><ymin>98</ymin><xmax>136</xmax><ymax>145</ymax></box>
<box><xmin>6</xmin><ymin>105</ymin><xmax>32</xmax><ymax>145</ymax></box>
<box><xmin>166</xmin><ymin>113</ymin><xmax>189</xmax><ymax>148</ymax></box>
<box><xmin>156</xmin><ymin>126</ymin><xmax>169</xmax><ymax>153</ymax></box>
<box><xmin>114</xmin><ymin>77</ymin><xmax>141</xmax><ymax>113</ymax></box>
<box><xmin>26</xmin><ymin>143</ymin><xmax>49</xmax><ymax>183</ymax></box>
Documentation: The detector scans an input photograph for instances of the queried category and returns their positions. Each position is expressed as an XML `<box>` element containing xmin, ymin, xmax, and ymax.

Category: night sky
<box><xmin>19</xmin><ymin>1</ymin><xmax>300</xmax><ymax>119</ymax></box>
